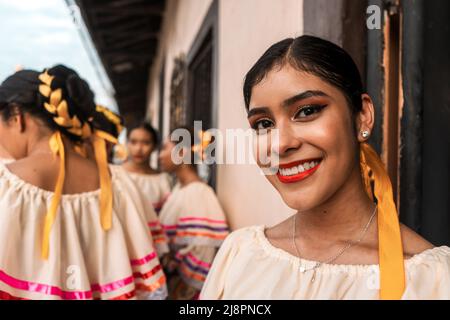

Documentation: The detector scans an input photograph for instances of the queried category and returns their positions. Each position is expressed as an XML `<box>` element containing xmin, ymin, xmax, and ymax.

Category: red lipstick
<box><xmin>276</xmin><ymin>158</ymin><xmax>322</xmax><ymax>184</ymax></box>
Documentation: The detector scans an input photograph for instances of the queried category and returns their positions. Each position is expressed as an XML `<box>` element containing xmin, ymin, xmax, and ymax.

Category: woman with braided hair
<box><xmin>0</xmin><ymin>65</ymin><xmax>167</xmax><ymax>300</ymax></box>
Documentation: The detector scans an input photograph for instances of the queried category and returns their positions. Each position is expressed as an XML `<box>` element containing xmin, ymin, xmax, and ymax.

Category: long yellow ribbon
<box><xmin>41</xmin><ymin>131</ymin><xmax>66</xmax><ymax>259</ymax></box>
<box><xmin>94</xmin><ymin>130</ymin><xmax>118</xmax><ymax>145</ymax></box>
<box><xmin>92</xmin><ymin>131</ymin><xmax>114</xmax><ymax>231</ymax></box>
<box><xmin>360</xmin><ymin>142</ymin><xmax>405</xmax><ymax>299</ymax></box>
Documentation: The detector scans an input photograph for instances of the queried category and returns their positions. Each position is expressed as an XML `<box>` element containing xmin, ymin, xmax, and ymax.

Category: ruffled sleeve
<box><xmin>402</xmin><ymin>246</ymin><xmax>450</xmax><ymax>299</ymax></box>
<box><xmin>199</xmin><ymin>229</ymin><xmax>243</xmax><ymax>299</ymax></box>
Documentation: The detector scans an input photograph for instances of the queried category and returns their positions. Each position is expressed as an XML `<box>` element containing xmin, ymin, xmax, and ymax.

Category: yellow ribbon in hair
<box><xmin>41</xmin><ymin>131</ymin><xmax>66</xmax><ymax>259</ymax></box>
<box><xmin>95</xmin><ymin>129</ymin><xmax>118</xmax><ymax>145</ymax></box>
<box><xmin>92</xmin><ymin>130</ymin><xmax>116</xmax><ymax>231</ymax></box>
<box><xmin>96</xmin><ymin>105</ymin><xmax>124</xmax><ymax>136</ymax></box>
<box><xmin>192</xmin><ymin>130</ymin><xmax>212</xmax><ymax>160</ymax></box>
<box><xmin>360</xmin><ymin>142</ymin><xmax>405</xmax><ymax>299</ymax></box>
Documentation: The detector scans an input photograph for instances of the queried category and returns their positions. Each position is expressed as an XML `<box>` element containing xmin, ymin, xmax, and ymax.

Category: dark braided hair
<box><xmin>0</xmin><ymin>64</ymin><xmax>96</xmax><ymax>142</ymax></box>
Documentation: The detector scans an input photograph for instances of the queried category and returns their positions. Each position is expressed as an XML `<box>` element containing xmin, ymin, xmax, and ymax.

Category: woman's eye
<box><xmin>294</xmin><ymin>105</ymin><xmax>326</xmax><ymax>119</ymax></box>
<box><xmin>252</xmin><ymin>119</ymin><xmax>274</xmax><ymax>132</ymax></box>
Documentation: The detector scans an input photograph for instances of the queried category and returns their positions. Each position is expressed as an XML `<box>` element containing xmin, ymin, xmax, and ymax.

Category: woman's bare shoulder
<box><xmin>400</xmin><ymin>223</ymin><xmax>435</xmax><ymax>258</ymax></box>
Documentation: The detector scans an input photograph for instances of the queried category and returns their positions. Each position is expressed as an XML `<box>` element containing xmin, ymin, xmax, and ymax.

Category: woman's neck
<box><xmin>0</xmin><ymin>145</ymin><xmax>12</xmax><ymax>159</ymax></box>
<box><xmin>296</xmin><ymin>165</ymin><xmax>376</xmax><ymax>241</ymax></box>
<box><xmin>124</xmin><ymin>159</ymin><xmax>155</xmax><ymax>174</ymax></box>
<box><xmin>175</xmin><ymin>165</ymin><xmax>201</xmax><ymax>187</ymax></box>
<box><xmin>26</xmin><ymin>130</ymin><xmax>56</xmax><ymax>157</ymax></box>
<box><xmin>26</xmin><ymin>131</ymin><xmax>79</xmax><ymax>158</ymax></box>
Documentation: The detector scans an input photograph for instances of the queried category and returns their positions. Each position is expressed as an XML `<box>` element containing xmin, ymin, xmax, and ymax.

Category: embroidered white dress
<box><xmin>200</xmin><ymin>225</ymin><xmax>450</xmax><ymax>300</ymax></box>
<box><xmin>0</xmin><ymin>162</ymin><xmax>167</xmax><ymax>300</ymax></box>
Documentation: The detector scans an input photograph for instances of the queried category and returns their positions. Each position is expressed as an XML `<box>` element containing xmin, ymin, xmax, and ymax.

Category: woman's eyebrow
<box><xmin>282</xmin><ymin>90</ymin><xmax>330</xmax><ymax>107</ymax></box>
<box><xmin>247</xmin><ymin>106</ymin><xmax>271</xmax><ymax>118</ymax></box>
<box><xmin>247</xmin><ymin>90</ymin><xmax>329</xmax><ymax>118</ymax></box>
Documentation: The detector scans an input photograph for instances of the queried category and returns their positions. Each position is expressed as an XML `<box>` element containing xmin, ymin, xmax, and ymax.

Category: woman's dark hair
<box><xmin>0</xmin><ymin>65</ymin><xmax>96</xmax><ymax>142</ymax></box>
<box><xmin>126</xmin><ymin>121</ymin><xmax>160</xmax><ymax>147</ymax></box>
<box><xmin>243</xmin><ymin>35</ymin><xmax>364</xmax><ymax>115</ymax></box>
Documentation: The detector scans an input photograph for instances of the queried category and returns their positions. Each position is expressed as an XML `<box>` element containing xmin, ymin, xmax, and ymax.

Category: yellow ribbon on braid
<box><xmin>93</xmin><ymin>129</ymin><xmax>118</xmax><ymax>231</ymax></box>
<box><xmin>92</xmin><ymin>130</ymin><xmax>115</xmax><ymax>231</ymax></box>
<box><xmin>360</xmin><ymin>142</ymin><xmax>405</xmax><ymax>299</ymax></box>
<box><xmin>96</xmin><ymin>105</ymin><xmax>124</xmax><ymax>136</ymax></box>
<box><xmin>41</xmin><ymin>131</ymin><xmax>65</xmax><ymax>259</ymax></box>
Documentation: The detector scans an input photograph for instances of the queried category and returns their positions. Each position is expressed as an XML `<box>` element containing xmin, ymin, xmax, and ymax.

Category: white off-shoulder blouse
<box><xmin>200</xmin><ymin>225</ymin><xmax>450</xmax><ymax>300</ymax></box>
<box><xmin>0</xmin><ymin>162</ymin><xmax>167</xmax><ymax>300</ymax></box>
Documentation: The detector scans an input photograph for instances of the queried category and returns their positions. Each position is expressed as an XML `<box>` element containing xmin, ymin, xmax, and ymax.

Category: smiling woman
<box><xmin>200</xmin><ymin>35</ymin><xmax>450</xmax><ymax>300</ymax></box>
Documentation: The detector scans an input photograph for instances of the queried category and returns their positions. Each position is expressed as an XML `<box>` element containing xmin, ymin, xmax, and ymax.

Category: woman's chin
<box><xmin>279</xmin><ymin>190</ymin><xmax>321</xmax><ymax>212</ymax></box>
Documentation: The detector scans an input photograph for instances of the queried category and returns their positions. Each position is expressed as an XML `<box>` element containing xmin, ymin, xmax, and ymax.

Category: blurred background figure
<box><xmin>122</xmin><ymin>122</ymin><xmax>172</xmax><ymax>214</ymax></box>
<box><xmin>158</xmin><ymin>127</ymin><xmax>228</xmax><ymax>300</ymax></box>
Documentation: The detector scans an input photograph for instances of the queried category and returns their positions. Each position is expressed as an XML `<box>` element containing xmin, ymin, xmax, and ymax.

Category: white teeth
<box><xmin>278</xmin><ymin>160</ymin><xmax>320</xmax><ymax>177</ymax></box>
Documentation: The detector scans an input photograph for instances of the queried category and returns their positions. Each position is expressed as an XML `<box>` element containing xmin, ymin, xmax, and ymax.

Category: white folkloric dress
<box><xmin>200</xmin><ymin>225</ymin><xmax>450</xmax><ymax>300</ymax></box>
<box><xmin>0</xmin><ymin>162</ymin><xmax>167</xmax><ymax>300</ymax></box>
<box><xmin>125</xmin><ymin>171</ymin><xmax>172</xmax><ymax>255</ymax></box>
<box><xmin>110</xmin><ymin>165</ymin><xmax>170</xmax><ymax>257</ymax></box>
<box><xmin>159</xmin><ymin>181</ymin><xmax>229</xmax><ymax>296</ymax></box>
<box><xmin>127</xmin><ymin>172</ymin><xmax>172</xmax><ymax>214</ymax></box>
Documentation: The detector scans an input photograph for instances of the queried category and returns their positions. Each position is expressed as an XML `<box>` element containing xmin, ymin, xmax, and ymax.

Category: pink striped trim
<box><xmin>0</xmin><ymin>254</ymin><xmax>164</xmax><ymax>299</ymax></box>
<box><xmin>179</xmin><ymin>217</ymin><xmax>227</xmax><ymax>224</ymax></box>
<box><xmin>176</xmin><ymin>252</ymin><xmax>212</xmax><ymax>269</ymax></box>
<box><xmin>162</xmin><ymin>224</ymin><xmax>177</xmax><ymax>230</ymax></box>
<box><xmin>148</xmin><ymin>221</ymin><xmax>162</xmax><ymax>228</ymax></box>
<box><xmin>130</xmin><ymin>252</ymin><xmax>157</xmax><ymax>266</ymax></box>
<box><xmin>0</xmin><ymin>270</ymin><xmax>92</xmax><ymax>300</ymax></box>
<box><xmin>185</xmin><ymin>253</ymin><xmax>212</xmax><ymax>269</ymax></box>
<box><xmin>91</xmin><ymin>276</ymin><xmax>133</xmax><ymax>294</ymax></box>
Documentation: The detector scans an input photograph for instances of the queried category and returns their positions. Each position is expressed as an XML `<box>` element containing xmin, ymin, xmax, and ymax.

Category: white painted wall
<box><xmin>147</xmin><ymin>0</ymin><xmax>304</xmax><ymax>229</ymax></box>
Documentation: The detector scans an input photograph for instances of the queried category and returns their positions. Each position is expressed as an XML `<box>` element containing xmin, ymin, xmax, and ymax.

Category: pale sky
<box><xmin>0</xmin><ymin>0</ymin><xmax>118</xmax><ymax>111</ymax></box>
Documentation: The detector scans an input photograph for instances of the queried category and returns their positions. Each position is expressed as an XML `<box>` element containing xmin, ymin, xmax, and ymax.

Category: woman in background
<box><xmin>0</xmin><ymin>65</ymin><xmax>166</xmax><ymax>300</ymax></box>
<box><xmin>158</xmin><ymin>127</ymin><xmax>229</xmax><ymax>300</ymax></box>
<box><xmin>122</xmin><ymin>122</ymin><xmax>172</xmax><ymax>215</ymax></box>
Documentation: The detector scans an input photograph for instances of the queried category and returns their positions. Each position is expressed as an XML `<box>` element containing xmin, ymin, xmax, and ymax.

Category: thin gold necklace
<box><xmin>292</xmin><ymin>205</ymin><xmax>377</xmax><ymax>282</ymax></box>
